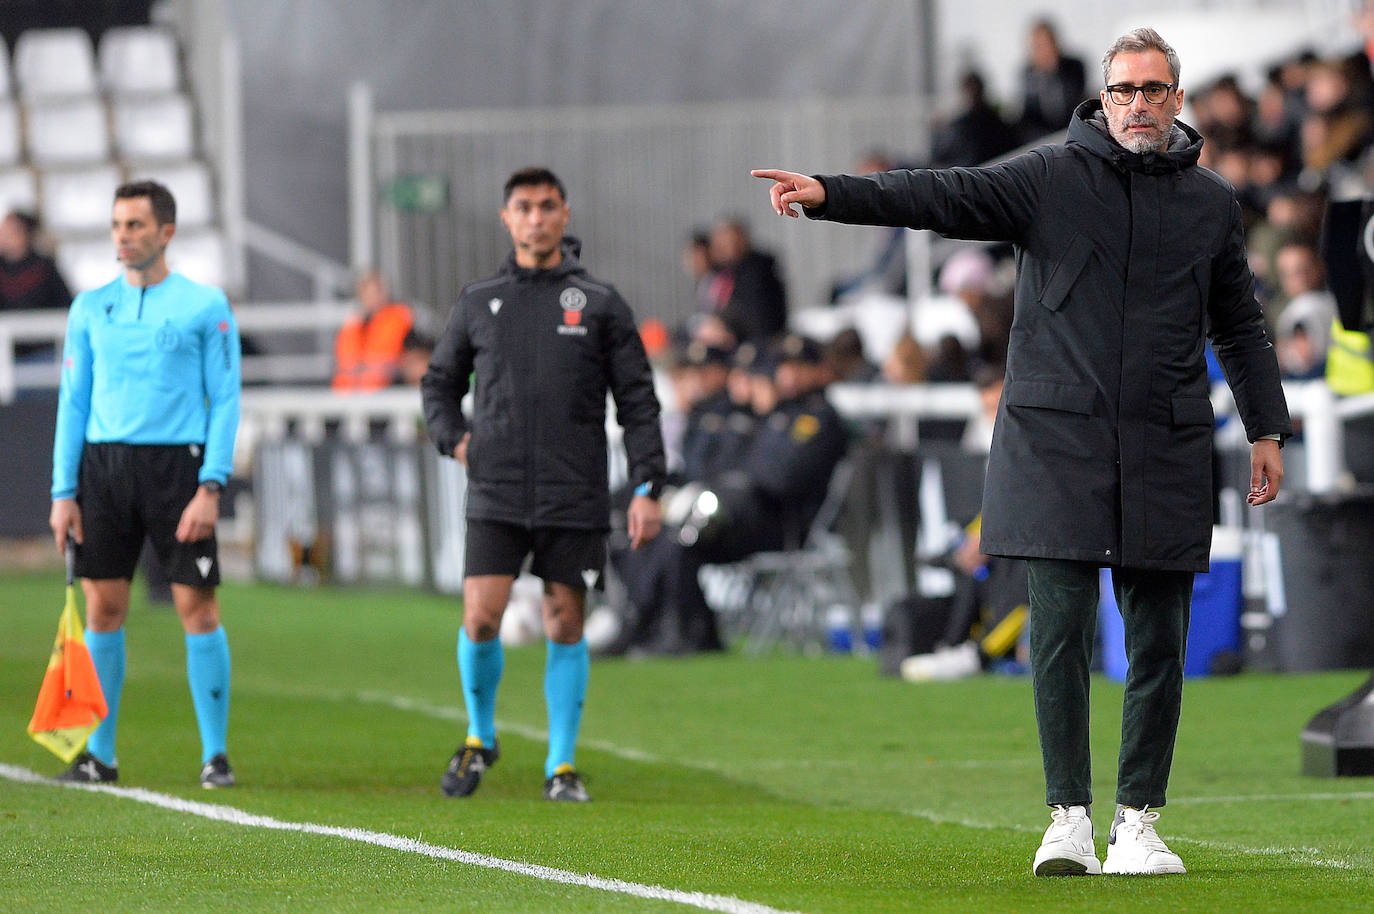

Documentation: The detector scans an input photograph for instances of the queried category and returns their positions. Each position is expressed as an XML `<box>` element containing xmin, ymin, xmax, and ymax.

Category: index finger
<box><xmin>750</xmin><ymin>168</ymin><xmax>792</xmax><ymax>182</ymax></box>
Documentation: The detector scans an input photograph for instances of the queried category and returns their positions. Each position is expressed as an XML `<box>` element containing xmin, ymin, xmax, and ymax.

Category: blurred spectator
<box><xmin>924</xmin><ymin>334</ymin><xmax>974</xmax><ymax>383</ymax></box>
<box><xmin>0</xmin><ymin>210</ymin><xmax>72</xmax><ymax>361</ymax></box>
<box><xmin>332</xmin><ymin>269</ymin><xmax>415</xmax><ymax>392</ymax></box>
<box><xmin>960</xmin><ymin>363</ymin><xmax>1005</xmax><ymax>453</ymax></box>
<box><xmin>396</xmin><ymin>329</ymin><xmax>435</xmax><ymax>387</ymax></box>
<box><xmin>1299</xmin><ymin>58</ymin><xmax>1373</xmax><ymax>180</ymax></box>
<box><xmin>697</xmin><ymin>218</ymin><xmax>787</xmax><ymax>347</ymax></box>
<box><xmin>1273</xmin><ymin>241</ymin><xmax>1336</xmax><ymax>378</ymax></box>
<box><xmin>829</xmin><ymin>152</ymin><xmax>909</xmax><ymax>302</ymax></box>
<box><xmin>1017</xmin><ymin>18</ymin><xmax>1087</xmax><ymax>141</ymax></box>
<box><xmin>931</xmin><ymin>70</ymin><xmax>1020</xmax><ymax>168</ymax></box>
<box><xmin>1193</xmin><ymin>75</ymin><xmax>1256</xmax><ymax>150</ymax></box>
<box><xmin>882</xmin><ymin>332</ymin><xmax>927</xmax><ymax>384</ymax></box>
<box><xmin>938</xmin><ymin>246</ymin><xmax>1012</xmax><ymax>370</ymax></box>
<box><xmin>824</xmin><ymin>327</ymin><xmax>880</xmax><ymax>384</ymax></box>
<box><xmin>681</xmin><ymin>229</ymin><xmax>715</xmax><ymax>318</ymax></box>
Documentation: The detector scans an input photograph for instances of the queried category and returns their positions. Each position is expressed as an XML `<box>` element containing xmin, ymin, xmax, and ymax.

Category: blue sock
<box><xmin>84</xmin><ymin>628</ymin><xmax>125</xmax><ymax>767</ymax></box>
<box><xmin>544</xmin><ymin>638</ymin><xmax>589</xmax><ymax>778</ymax></box>
<box><xmin>457</xmin><ymin>630</ymin><xmax>503</xmax><ymax>747</ymax></box>
<box><xmin>186</xmin><ymin>626</ymin><xmax>231</xmax><ymax>764</ymax></box>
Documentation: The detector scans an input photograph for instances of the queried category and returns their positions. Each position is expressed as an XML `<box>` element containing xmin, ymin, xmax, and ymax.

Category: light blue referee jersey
<box><xmin>51</xmin><ymin>271</ymin><xmax>242</xmax><ymax>500</ymax></box>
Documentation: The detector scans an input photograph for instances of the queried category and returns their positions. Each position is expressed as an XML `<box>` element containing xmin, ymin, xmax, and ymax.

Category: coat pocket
<box><xmin>1037</xmin><ymin>232</ymin><xmax>1094</xmax><ymax>312</ymax></box>
<box><xmin>1005</xmin><ymin>379</ymin><xmax>1096</xmax><ymax>415</ymax></box>
<box><xmin>1171</xmin><ymin>395</ymin><xmax>1214</xmax><ymax>426</ymax></box>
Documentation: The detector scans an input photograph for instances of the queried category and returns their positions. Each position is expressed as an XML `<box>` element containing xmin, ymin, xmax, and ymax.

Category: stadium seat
<box><xmin>126</xmin><ymin>159</ymin><xmax>215</xmax><ymax>228</ymax></box>
<box><xmin>13</xmin><ymin>28</ymin><xmax>98</xmax><ymax>99</ymax></box>
<box><xmin>0</xmin><ymin>99</ymin><xmax>21</xmax><ymax>166</ymax></box>
<box><xmin>111</xmin><ymin>93</ymin><xmax>195</xmax><ymax>161</ymax></box>
<box><xmin>0</xmin><ymin>35</ymin><xmax>11</xmax><ymax>97</ymax></box>
<box><xmin>24</xmin><ymin>96</ymin><xmax>111</xmax><ymax>164</ymax></box>
<box><xmin>56</xmin><ymin>233</ymin><xmax>119</xmax><ymax>292</ymax></box>
<box><xmin>39</xmin><ymin>164</ymin><xmax>123</xmax><ymax>233</ymax></box>
<box><xmin>0</xmin><ymin>166</ymin><xmax>38</xmax><ymax>213</ymax></box>
<box><xmin>98</xmin><ymin>26</ymin><xmax>181</xmax><ymax>95</ymax></box>
<box><xmin>167</xmin><ymin>228</ymin><xmax>227</xmax><ymax>289</ymax></box>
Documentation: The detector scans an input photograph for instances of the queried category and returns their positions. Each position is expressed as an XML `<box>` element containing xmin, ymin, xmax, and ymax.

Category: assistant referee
<box><xmin>48</xmin><ymin>180</ymin><xmax>242</xmax><ymax>789</ymax></box>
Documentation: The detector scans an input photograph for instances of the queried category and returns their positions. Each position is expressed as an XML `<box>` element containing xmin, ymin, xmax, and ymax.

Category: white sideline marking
<box><xmin>313</xmin><ymin>689</ymin><xmax>1372</xmax><ymax>872</ymax></box>
<box><xmin>0</xmin><ymin>763</ymin><xmax>803</xmax><ymax>914</ymax></box>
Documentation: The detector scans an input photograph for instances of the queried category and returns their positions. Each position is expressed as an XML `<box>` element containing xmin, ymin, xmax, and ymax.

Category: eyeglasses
<box><xmin>1105</xmin><ymin>82</ymin><xmax>1176</xmax><ymax>105</ymax></box>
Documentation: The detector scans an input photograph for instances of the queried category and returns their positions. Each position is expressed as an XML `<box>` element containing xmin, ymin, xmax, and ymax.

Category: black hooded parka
<box><xmin>811</xmin><ymin>100</ymin><xmax>1291</xmax><ymax>572</ymax></box>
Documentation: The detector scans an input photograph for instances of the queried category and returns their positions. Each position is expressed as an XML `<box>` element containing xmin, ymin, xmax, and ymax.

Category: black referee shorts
<box><xmin>75</xmin><ymin>442</ymin><xmax>221</xmax><ymax>587</ymax></box>
<box><xmin>464</xmin><ymin>518</ymin><xmax>605</xmax><ymax>591</ymax></box>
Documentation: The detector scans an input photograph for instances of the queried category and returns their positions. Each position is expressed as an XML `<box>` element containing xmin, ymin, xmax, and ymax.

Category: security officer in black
<box><xmin>679</xmin><ymin>341</ymin><xmax>747</xmax><ymax>483</ymax></box>
<box><xmin>636</xmin><ymin>335</ymin><xmax>850</xmax><ymax>654</ymax></box>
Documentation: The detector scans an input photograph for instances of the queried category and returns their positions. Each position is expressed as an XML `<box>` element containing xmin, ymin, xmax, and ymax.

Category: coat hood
<box><xmin>1067</xmin><ymin>98</ymin><xmax>1203</xmax><ymax>175</ymax></box>
<box><xmin>500</xmin><ymin>235</ymin><xmax>587</xmax><ymax>280</ymax></box>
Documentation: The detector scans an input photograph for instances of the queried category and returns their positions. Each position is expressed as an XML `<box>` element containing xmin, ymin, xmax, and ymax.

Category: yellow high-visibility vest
<box><xmin>1326</xmin><ymin>317</ymin><xmax>1374</xmax><ymax>395</ymax></box>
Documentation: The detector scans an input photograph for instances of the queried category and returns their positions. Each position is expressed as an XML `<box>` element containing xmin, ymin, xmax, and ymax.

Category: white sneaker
<box><xmin>899</xmin><ymin>641</ymin><xmax>981</xmax><ymax>682</ymax></box>
<box><xmin>1103</xmin><ymin>806</ymin><xmax>1186</xmax><ymax>875</ymax></box>
<box><xmin>1032</xmin><ymin>804</ymin><xmax>1101</xmax><ymax>876</ymax></box>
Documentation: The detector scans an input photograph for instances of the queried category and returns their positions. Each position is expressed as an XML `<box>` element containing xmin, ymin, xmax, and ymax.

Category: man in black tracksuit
<box><xmin>421</xmin><ymin>167</ymin><xmax>665</xmax><ymax>803</ymax></box>
<box><xmin>755</xmin><ymin>28</ymin><xmax>1290</xmax><ymax>876</ymax></box>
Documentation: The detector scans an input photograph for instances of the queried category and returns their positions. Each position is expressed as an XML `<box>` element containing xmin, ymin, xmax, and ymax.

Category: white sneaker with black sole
<box><xmin>1103</xmin><ymin>805</ymin><xmax>1186</xmax><ymax>875</ymax></box>
<box><xmin>1032</xmin><ymin>804</ymin><xmax>1101</xmax><ymax>876</ymax></box>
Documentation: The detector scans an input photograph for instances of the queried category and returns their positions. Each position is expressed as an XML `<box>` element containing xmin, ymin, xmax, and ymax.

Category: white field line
<box><xmin>338</xmin><ymin>688</ymin><xmax>1371</xmax><ymax>872</ymax></box>
<box><xmin>0</xmin><ymin>763</ymin><xmax>804</xmax><ymax>914</ymax></box>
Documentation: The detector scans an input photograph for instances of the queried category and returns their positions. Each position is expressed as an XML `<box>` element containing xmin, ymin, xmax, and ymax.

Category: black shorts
<box><xmin>75</xmin><ymin>442</ymin><xmax>221</xmax><ymax>587</ymax></box>
<box><xmin>464</xmin><ymin>519</ymin><xmax>605</xmax><ymax>591</ymax></box>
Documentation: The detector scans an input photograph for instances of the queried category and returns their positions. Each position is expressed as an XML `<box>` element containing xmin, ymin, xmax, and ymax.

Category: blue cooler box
<box><xmin>1098</xmin><ymin>527</ymin><xmax>1244</xmax><ymax>681</ymax></box>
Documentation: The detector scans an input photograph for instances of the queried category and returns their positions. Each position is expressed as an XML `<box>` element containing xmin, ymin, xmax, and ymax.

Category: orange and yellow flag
<box><xmin>27</xmin><ymin>582</ymin><xmax>107</xmax><ymax>763</ymax></box>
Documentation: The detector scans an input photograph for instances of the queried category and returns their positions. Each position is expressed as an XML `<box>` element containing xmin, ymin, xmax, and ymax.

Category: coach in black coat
<box><xmin>755</xmin><ymin>28</ymin><xmax>1290</xmax><ymax>875</ymax></box>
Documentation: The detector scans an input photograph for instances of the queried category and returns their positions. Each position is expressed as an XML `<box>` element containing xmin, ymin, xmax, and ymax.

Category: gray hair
<box><xmin>1101</xmin><ymin>27</ymin><xmax>1181</xmax><ymax>85</ymax></box>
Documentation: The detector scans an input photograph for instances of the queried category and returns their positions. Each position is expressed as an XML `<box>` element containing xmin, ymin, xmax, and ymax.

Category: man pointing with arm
<box><xmin>755</xmin><ymin>27</ymin><xmax>1288</xmax><ymax>876</ymax></box>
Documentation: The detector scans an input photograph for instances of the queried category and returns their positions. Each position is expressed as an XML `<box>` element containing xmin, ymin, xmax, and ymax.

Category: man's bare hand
<box><xmin>49</xmin><ymin>498</ymin><xmax>82</xmax><ymax>553</ymax></box>
<box><xmin>1246</xmin><ymin>438</ymin><xmax>1283</xmax><ymax>506</ymax></box>
<box><xmin>626</xmin><ymin>494</ymin><xmax>662</xmax><ymax>549</ymax></box>
<box><xmin>751</xmin><ymin>169</ymin><xmax>826</xmax><ymax>217</ymax></box>
<box><xmin>176</xmin><ymin>487</ymin><xmax>221</xmax><ymax>542</ymax></box>
<box><xmin>453</xmin><ymin>432</ymin><xmax>471</xmax><ymax>466</ymax></box>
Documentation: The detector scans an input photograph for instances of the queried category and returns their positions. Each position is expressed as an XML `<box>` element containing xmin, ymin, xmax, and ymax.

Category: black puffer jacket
<box><xmin>421</xmin><ymin>239</ymin><xmax>665</xmax><ymax>530</ymax></box>
<box><xmin>811</xmin><ymin>100</ymin><xmax>1291</xmax><ymax>572</ymax></box>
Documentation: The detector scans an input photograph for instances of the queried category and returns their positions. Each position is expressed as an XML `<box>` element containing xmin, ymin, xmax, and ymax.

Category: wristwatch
<box><xmin>200</xmin><ymin>479</ymin><xmax>224</xmax><ymax>495</ymax></box>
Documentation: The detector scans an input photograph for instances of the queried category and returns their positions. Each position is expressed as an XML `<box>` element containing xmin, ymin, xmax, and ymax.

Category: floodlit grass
<box><xmin>1</xmin><ymin>571</ymin><xmax>1371</xmax><ymax>913</ymax></box>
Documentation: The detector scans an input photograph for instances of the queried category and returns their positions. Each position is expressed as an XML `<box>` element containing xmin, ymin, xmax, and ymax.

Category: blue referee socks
<box><xmin>186</xmin><ymin>626</ymin><xmax>231</xmax><ymax>765</ymax></box>
<box><xmin>458</xmin><ymin>629</ymin><xmax>503</xmax><ymax>748</ymax></box>
<box><xmin>85</xmin><ymin>628</ymin><xmax>126</xmax><ymax>767</ymax></box>
<box><xmin>544</xmin><ymin>638</ymin><xmax>589</xmax><ymax>779</ymax></box>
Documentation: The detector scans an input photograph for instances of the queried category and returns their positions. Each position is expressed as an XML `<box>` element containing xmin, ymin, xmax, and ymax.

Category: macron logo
<box><xmin>581</xmin><ymin>569</ymin><xmax>598</xmax><ymax>589</ymax></box>
<box><xmin>196</xmin><ymin>557</ymin><xmax>214</xmax><ymax>578</ymax></box>
<box><xmin>489</xmin><ymin>298</ymin><xmax>503</xmax><ymax>315</ymax></box>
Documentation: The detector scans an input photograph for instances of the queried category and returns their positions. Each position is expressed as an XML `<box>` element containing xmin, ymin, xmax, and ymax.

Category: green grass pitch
<box><xmin>1</xmin><ymin>571</ymin><xmax>1371</xmax><ymax>913</ymax></box>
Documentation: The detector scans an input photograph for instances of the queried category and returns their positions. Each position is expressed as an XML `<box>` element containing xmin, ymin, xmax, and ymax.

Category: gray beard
<box><xmin>1116</xmin><ymin>130</ymin><xmax>1167</xmax><ymax>154</ymax></box>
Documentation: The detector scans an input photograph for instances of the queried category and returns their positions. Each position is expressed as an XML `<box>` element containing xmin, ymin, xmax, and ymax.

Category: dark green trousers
<box><xmin>1027</xmin><ymin>559</ymin><xmax>1193</xmax><ymax>809</ymax></box>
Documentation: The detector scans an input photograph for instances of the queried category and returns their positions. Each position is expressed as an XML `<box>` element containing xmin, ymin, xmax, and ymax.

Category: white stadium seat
<box><xmin>13</xmin><ymin>28</ymin><xmax>98</xmax><ymax>99</ymax></box>
<box><xmin>99</xmin><ymin>26</ymin><xmax>181</xmax><ymax>95</ymax></box>
<box><xmin>166</xmin><ymin>228</ymin><xmax>227</xmax><ymax>289</ymax></box>
<box><xmin>0</xmin><ymin>35</ymin><xmax>12</xmax><ymax>97</ymax></box>
<box><xmin>111</xmin><ymin>93</ymin><xmax>195</xmax><ymax>161</ymax></box>
<box><xmin>56</xmin><ymin>233</ymin><xmax>120</xmax><ymax>292</ymax></box>
<box><xmin>24</xmin><ymin>96</ymin><xmax>110</xmax><ymax>165</ymax></box>
<box><xmin>40</xmin><ymin>164</ymin><xmax>123</xmax><ymax>233</ymax></box>
<box><xmin>126</xmin><ymin>160</ymin><xmax>215</xmax><ymax>228</ymax></box>
<box><xmin>0</xmin><ymin>99</ymin><xmax>21</xmax><ymax>166</ymax></box>
<box><xmin>0</xmin><ymin>166</ymin><xmax>38</xmax><ymax>213</ymax></box>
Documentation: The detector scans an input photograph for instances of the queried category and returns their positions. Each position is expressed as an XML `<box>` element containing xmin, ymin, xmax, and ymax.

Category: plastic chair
<box><xmin>0</xmin><ymin>99</ymin><xmax>21</xmax><ymax>166</ymax></box>
<box><xmin>13</xmin><ymin>29</ymin><xmax>98</xmax><ymax>99</ymax></box>
<box><xmin>24</xmin><ymin>96</ymin><xmax>110</xmax><ymax>164</ymax></box>
<box><xmin>0</xmin><ymin>166</ymin><xmax>38</xmax><ymax>212</ymax></box>
<box><xmin>39</xmin><ymin>164</ymin><xmax>123</xmax><ymax>233</ymax></box>
<box><xmin>125</xmin><ymin>160</ymin><xmax>214</xmax><ymax>228</ymax></box>
<box><xmin>98</xmin><ymin>26</ymin><xmax>180</xmax><ymax>95</ymax></box>
<box><xmin>166</xmin><ymin>228</ymin><xmax>226</xmax><ymax>289</ymax></box>
<box><xmin>56</xmin><ymin>233</ymin><xmax>120</xmax><ymax>292</ymax></box>
<box><xmin>111</xmin><ymin>93</ymin><xmax>194</xmax><ymax>161</ymax></box>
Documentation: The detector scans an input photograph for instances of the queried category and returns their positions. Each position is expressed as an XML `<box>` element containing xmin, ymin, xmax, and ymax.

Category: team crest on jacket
<box><xmin>558</xmin><ymin>286</ymin><xmax>588</xmax><ymax>334</ymax></box>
